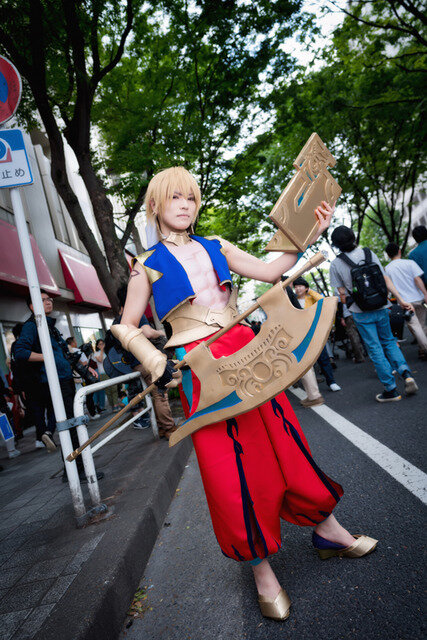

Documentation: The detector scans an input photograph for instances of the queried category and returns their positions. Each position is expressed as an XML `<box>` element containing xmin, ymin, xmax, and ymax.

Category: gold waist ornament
<box><xmin>164</xmin><ymin>289</ymin><xmax>243</xmax><ymax>348</ymax></box>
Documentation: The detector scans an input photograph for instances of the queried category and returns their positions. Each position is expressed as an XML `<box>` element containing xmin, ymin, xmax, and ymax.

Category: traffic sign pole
<box><xmin>0</xmin><ymin>55</ymin><xmax>101</xmax><ymax>524</ymax></box>
<box><xmin>10</xmin><ymin>186</ymin><xmax>86</xmax><ymax>518</ymax></box>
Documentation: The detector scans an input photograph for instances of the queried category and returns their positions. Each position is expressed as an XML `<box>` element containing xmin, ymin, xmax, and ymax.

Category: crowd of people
<box><xmin>0</xmin><ymin>285</ymin><xmax>179</xmax><ymax>467</ymax></box>
<box><xmin>1</xmin><ymin>223</ymin><xmax>425</xmax><ymax>462</ymax></box>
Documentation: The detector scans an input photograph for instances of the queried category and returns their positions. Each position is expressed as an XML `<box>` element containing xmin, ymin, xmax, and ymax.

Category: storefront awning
<box><xmin>0</xmin><ymin>219</ymin><xmax>59</xmax><ymax>295</ymax></box>
<box><xmin>58</xmin><ymin>249</ymin><xmax>110</xmax><ymax>308</ymax></box>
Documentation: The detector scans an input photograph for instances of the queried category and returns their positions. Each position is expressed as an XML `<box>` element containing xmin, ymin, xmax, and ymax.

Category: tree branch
<box><xmin>330</xmin><ymin>1</ymin><xmax>427</xmax><ymax>47</ymax></box>
<box><xmin>391</xmin><ymin>0</ymin><xmax>427</xmax><ymax>28</ymax></box>
<box><xmin>90</xmin><ymin>2</ymin><xmax>101</xmax><ymax>78</ymax></box>
<box><xmin>93</xmin><ymin>0</ymin><xmax>134</xmax><ymax>85</ymax></box>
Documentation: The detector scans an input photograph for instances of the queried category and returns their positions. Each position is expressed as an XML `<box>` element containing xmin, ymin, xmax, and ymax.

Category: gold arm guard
<box><xmin>110</xmin><ymin>324</ymin><xmax>167</xmax><ymax>381</ymax></box>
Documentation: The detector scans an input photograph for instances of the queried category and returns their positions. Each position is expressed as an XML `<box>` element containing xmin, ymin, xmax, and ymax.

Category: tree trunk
<box><xmin>30</xmin><ymin>89</ymin><xmax>121</xmax><ymax>311</ymax></box>
<box><xmin>68</xmin><ymin>147</ymin><xmax>130</xmax><ymax>290</ymax></box>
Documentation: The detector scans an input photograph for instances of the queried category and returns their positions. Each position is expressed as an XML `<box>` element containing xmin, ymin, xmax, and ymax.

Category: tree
<box><xmin>0</xmin><ymin>0</ymin><xmax>143</xmax><ymax>310</ymax></box>
<box><xmin>249</xmin><ymin>1</ymin><xmax>426</xmax><ymax>251</ymax></box>
<box><xmin>94</xmin><ymin>0</ymin><xmax>309</xmax><ymax>252</ymax></box>
<box><xmin>0</xmin><ymin>0</ymin><xmax>308</xmax><ymax>310</ymax></box>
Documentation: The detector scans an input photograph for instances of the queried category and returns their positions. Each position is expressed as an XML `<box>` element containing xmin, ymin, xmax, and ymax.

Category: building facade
<box><xmin>0</xmin><ymin>127</ymin><xmax>130</xmax><ymax>375</ymax></box>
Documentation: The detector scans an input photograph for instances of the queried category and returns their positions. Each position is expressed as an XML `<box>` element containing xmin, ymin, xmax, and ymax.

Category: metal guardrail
<box><xmin>68</xmin><ymin>371</ymin><xmax>157</xmax><ymax>524</ymax></box>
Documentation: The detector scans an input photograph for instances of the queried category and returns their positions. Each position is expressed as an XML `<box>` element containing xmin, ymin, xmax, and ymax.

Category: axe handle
<box><xmin>205</xmin><ymin>251</ymin><xmax>326</xmax><ymax>348</ymax></box>
<box><xmin>66</xmin><ymin>383</ymin><xmax>156</xmax><ymax>462</ymax></box>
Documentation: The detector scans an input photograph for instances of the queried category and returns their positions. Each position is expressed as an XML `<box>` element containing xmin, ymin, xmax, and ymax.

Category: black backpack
<box><xmin>338</xmin><ymin>248</ymin><xmax>388</xmax><ymax>311</ymax></box>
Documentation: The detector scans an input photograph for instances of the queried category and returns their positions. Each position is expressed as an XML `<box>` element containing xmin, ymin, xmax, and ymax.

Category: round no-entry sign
<box><xmin>0</xmin><ymin>56</ymin><xmax>22</xmax><ymax>126</ymax></box>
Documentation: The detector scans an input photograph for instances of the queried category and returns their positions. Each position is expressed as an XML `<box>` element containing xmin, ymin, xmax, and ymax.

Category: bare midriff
<box><xmin>165</xmin><ymin>240</ymin><xmax>230</xmax><ymax>310</ymax></box>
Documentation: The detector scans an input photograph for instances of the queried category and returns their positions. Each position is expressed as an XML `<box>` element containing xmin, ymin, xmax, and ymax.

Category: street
<box><xmin>120</xmin><ymin>343</ymin><xmax>426</xmax><ymax>640</ymax></box>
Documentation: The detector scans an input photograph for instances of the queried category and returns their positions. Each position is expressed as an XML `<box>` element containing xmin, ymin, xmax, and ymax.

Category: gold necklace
<box><xmin>163</xmin><ymin>230</ymin><xmax>191</xmax><ymax>246</ymax></box>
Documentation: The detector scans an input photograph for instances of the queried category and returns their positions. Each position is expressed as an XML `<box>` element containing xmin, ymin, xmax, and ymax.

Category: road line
<box><xmin>289</xmin><ymin>387</ymin><xmax>427</xmax><ymax>505</ymax></box>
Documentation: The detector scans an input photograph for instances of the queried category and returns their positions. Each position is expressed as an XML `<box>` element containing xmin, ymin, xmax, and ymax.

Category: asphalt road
<box><xmin>120</xmin><ymin>340</ymin><xmax>426</xmax><ymax>640</ymax></box>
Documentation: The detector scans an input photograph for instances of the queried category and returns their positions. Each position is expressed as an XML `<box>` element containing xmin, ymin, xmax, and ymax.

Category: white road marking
<box><xmin>290</xmin><ymin>387</ymin><xmax>427</xmax><ymax>505</ymax></box>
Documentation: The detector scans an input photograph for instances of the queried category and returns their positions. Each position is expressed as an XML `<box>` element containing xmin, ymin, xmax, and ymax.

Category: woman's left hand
<box><xmin>314</xmin><ymin>201</ymin><xmax>335</xmax><ymax>238</ymax></box>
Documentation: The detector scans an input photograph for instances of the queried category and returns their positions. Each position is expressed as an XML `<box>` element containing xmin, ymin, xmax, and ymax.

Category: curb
<box><xmin>34</xmin><ymin>437</ymin><xmax>193</xmax><ymax>640</ymax></box>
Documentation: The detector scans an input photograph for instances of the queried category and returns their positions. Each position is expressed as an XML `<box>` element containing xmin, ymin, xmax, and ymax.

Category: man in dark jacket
<box><xmin>14</xmin><ymin>291</ymin><xmax>102</xmax><ymax>481</ymax></box>
<box><xmin>14</xmin><ymin>292</ymin><xmax>66</xmax><ymax>451</ymax></box>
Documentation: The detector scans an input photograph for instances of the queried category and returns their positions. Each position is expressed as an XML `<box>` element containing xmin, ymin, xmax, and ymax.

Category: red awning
<box><xmin>58</xmin><ymin>249</ymin><xmax>110</xmax><ymax>308</ymax></box>
<box><xmin>0</xmin><ymin>219</ymin><xmax>59</xmax><ymax>295</ymax></box>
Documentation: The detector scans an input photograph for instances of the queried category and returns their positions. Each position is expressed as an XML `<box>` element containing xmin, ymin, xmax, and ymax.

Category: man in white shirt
<box><xmin>385</xmin><ymin>242</ymin><xmax>427</xmax><ymax>359</ymax></box>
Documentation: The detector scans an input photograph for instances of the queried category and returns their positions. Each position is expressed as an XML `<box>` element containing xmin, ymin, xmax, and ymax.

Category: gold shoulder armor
<box><xmin>132</xmin><ymin>250</ymin><xmax>163</xmax><ymax>285</ymax></box>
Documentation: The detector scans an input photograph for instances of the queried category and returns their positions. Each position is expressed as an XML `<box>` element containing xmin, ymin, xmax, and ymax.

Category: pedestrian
<box><xmin>80</xmin><ymin>342</ymin><xmax>100</xmax><ymax>420</ymax></box>
<box><xmin>0</xmin><ymin>372</ymin><xmax>21</xmax><ymax>458</ymax></box>
<box><xmin>92</xmin><ymin>336</ymin><xmax>121</xmax><ymax>412</ymax></box>
<box><xmin>8</xmin><ymin>323</ymin><xmax>27</xmax><ymax>439</ymax></box>
<box><xmin>13</xmin><ymin>294</ymin><xmax>58</xmax><ymax>451</ymax></box>
<box><xmin>408</xmin><ymin>225</ymin><xmax>427</xmax><ymax>287</ymax></box>
<box><xmin>281</xmin><ymin>279</ymin><xmax>324</xmax><ymax>407</ymax></box>
<box><xmin>385</xmin><ymin>242</ymin><xmax>427</xmax><ymax>359</ymax></box>
<box><xmin>329</xmin><ymin>226</ymin><xmax>418</xmax><ymax>402</ymax></box>
<box><xmin>93</xmin><ymin>339</ymin><xmax>107</xmax><ymax>412</ymax></box>
<box><xmin>14</xmin><ymin>291</ymin><xmax>103</xmax><ymax>481</ymax></box>
<box><xmin>112</xmin><ymin>167</ymin><xmax>377</xmax><ymax>622</ymax></box>
<box><xmin>66</xmin><ymin>338</ymin><xmax>100</xmax><ymax>419</ymax></box>
<box><xmin>293</xmin><ymin>277</ymin><xmax>341</xmax><ymax>392</ymax></box>
<box><xmin>118</xmin><ymin>389</ymin><xmax>129</xmax><ymax>408</ymax></box>
<box><xmin>335</xmin><ymin>301</ymin><xmax>365</xmax><ymax>363</ymax></box>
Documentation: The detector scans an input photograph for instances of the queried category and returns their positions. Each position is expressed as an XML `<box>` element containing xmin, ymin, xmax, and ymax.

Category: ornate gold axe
<box><xmin>265</xmin><ymin>132</ymin><xmax>341</xmax><ymax>253</ymax></box>
<box><xmin>66</xmin><ymin>252</ymin><xmax>330</xmax><ymax>461</ymax></box>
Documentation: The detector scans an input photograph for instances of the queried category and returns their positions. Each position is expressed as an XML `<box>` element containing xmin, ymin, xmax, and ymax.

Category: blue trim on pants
<box><xmin>352</xmin><ymin>309</ymin><xmax>410</xmax><ymax>390</ymax></box>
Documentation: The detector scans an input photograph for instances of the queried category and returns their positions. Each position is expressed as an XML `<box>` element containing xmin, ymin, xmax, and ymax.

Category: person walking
<box><xmin>329</xmin><ymin>226</ymin><xmax>418</xmax><ymax>402</ymax></box>
<box><xmin>93</xmin><ymin>339</ymin><xmax>107</xmax><ymax>412</ymax></box>
<box><xmin>385</xmin><ymin>242</ymin><xmax>427</xmax><ymax>359</ymax></box>
<box><xmin>65</xmin><ymin>338</ymin><xmax>100</xmax><ymax>419</ymax></box>
<box><xmin>293</xmin><ymin>277</ymin><xmax>341</xmax><ymax>392</ymax></box>
<box><xmin>336</xmin><ymin>301</ymin><xmax>365</xmax><ymax>363</ymax></box>
<box><xmin>281</xmin><ymin>279</ymin><xmax>324</xmax><ymax>407</ymax></box>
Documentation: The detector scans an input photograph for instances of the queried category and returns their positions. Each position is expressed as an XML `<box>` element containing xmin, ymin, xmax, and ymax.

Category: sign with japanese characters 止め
<box><xmin>0</xmin><ymin>129</ymin><xmax>33</xmax><ymax>188</ymax></box>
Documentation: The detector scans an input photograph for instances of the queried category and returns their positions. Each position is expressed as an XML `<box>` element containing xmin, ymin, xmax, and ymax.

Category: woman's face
<box><xmin>158</xmin><ymin>190</ymin><xmax>197</xmax><ymax>235</ymax></box>
<box><xmin>98</xmin><ymin>340</ymin><xmax>104</xmax><ymax>349</ymax></box>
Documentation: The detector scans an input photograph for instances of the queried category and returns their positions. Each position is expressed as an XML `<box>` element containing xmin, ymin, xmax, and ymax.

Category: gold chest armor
<box><xmin>164</xmin><ymin>289</ymin><xmax>244</xmax><ymax>348</ymax></box>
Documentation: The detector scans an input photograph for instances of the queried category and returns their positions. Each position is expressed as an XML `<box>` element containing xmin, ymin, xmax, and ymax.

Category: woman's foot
<box><xmin>314</xmin><ymin>514</ymin><xmax>355</xmax><ymax>547</ymax></box>
<box><xmin>252</xmin><ymin>559</ymin><xmax>282</xmax><ymax>600</ymax></box>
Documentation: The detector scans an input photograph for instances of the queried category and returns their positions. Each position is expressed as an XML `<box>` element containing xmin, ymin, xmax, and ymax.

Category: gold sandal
<box><xmin>314</xmin><ymin>533</ymin><xmax>378</xmax><ymax>560</ymax></box>
<box><xmin>258</xmin><ymin>588</ymin><xmax>291</xmax><ymax>621</ymax></box>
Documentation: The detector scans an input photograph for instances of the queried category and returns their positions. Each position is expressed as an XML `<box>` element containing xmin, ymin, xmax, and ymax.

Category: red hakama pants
<box><xmin>178</xmin><ymin>325</ymin><xmax>343</xmax><ymax>562</ymax></box>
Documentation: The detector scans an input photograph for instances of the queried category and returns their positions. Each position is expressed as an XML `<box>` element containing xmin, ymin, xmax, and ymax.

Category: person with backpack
<box><xmin>329</xmin><ymin>226</ymin><xmax>418</xmax><ymax>402</ymax></box>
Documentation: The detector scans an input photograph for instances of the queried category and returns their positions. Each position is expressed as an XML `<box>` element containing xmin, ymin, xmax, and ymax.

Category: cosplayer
<box><xmin>112</xmin><ymin>167</ymin><xmax>377</xmax><ymax>622</ymax></box>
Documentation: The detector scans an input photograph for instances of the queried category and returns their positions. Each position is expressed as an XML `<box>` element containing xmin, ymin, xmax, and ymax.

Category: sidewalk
<box><xmin>0</xmin><ymin>401</ymin><xmax>192</xmax><ymax>640</ymax></box>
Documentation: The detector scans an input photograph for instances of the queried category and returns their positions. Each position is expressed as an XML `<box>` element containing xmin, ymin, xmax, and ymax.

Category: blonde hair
<box><xmin>145</xmin><ymin>167</ymin><xmax>201</xmax><ymax>239</ymax></box>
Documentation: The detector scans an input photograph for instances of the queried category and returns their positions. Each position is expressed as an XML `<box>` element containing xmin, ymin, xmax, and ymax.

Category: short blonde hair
<box><xmin>145</xmin><ymin>167</ymin><xmax>201</xmax><ymax>235</ymax></box>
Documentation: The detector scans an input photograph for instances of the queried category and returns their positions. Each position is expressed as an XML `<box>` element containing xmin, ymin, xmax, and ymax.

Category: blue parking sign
<box><xmin>0</xmin><ymin>129</ymin><xmax>33</xmax><ymax>188</ymax></box>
